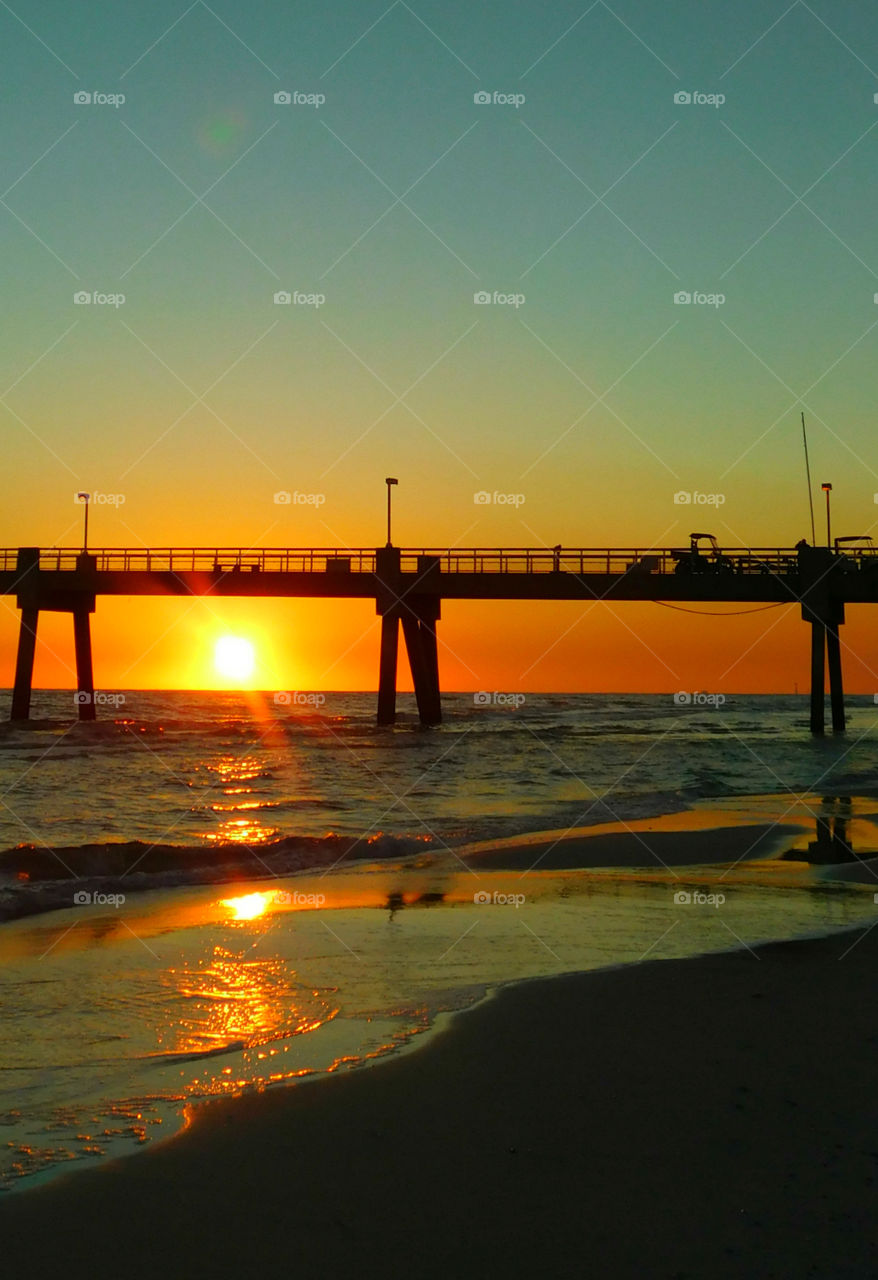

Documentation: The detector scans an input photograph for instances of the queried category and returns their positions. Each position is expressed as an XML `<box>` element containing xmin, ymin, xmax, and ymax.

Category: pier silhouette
<box><xmin>2</xmin><ymin>540</ymin><xmax>873</xmax><ymax>733</ymax></box>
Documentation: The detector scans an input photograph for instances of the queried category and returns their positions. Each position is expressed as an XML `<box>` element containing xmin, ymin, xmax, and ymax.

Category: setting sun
<box><xmin>214</xmin><ymin>636</ymin><xmax>256</xmax><ymax>683</ymax></box>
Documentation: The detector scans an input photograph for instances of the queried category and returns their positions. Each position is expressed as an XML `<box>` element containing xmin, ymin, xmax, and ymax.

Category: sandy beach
<box><xmin>455</xmin><ymin>816</ymin><xmax>808</xmax><ymax>872</ymax></box>
<box><xmin>3</xmin><ymin>915</ymin><xmax>877</xmax><ymax>1279</ymax></box>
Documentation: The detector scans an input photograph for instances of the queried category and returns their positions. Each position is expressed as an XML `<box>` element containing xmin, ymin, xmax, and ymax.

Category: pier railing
<box><xmin>0</xmin><ymin>545</ymin><xmax>844</xmax><ymax>577</ymax></box>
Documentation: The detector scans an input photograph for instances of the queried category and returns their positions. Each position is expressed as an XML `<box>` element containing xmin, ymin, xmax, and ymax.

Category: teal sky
<box><xmin>2</xmin><ymin>0</ymin><xmax>878</xmax><ymax>554</ymax></box>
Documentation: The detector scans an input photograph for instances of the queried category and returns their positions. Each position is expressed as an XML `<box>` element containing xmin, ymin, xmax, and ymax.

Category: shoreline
<box><xmin>3</xmin><ymin>924</ymin><xmax>878</xmax><ymax>1277</ymax></box>
<box><xmin>6</xmin><ymin>787</ymin><xmax>876</xmax><ymax>928</ymax></box>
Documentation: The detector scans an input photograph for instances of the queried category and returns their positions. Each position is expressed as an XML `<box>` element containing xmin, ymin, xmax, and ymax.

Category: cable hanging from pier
<box><xmin>652</xmin><ymin>601</ymin><xmax>788</xmax><ymax>617</ymax></box>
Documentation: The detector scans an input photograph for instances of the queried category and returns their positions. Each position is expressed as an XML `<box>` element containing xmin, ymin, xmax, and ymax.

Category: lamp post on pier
<box><xmin>385</xmin><ymin>477</ymin><xmax>398</xmax><ymax>547</ymax></box>
<box><xmin>77</xmin><ymin>492</ymin><xmax>91</xmax><ymax>553</ymax></box>
<box><xmin>821</xmin><ymin>482</ymin><xmax>832</xmax><ymax>549</ymax></box>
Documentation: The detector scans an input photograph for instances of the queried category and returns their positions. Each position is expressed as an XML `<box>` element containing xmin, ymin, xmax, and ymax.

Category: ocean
<box><xmin>2</xmin><ymin>691</ymin><xmax>878</xmax><ymax>1191</ymax></box>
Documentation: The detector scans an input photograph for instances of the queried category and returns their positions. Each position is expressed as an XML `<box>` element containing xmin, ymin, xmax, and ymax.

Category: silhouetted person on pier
<box><xmin>552</xmin><ymin>545</ymin><xmax>561</xmax><ymax>572</ymax></box>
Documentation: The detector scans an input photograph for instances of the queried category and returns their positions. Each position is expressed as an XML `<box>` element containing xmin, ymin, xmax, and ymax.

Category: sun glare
<box><xmin>221</xmin><ymin>892</ymin><xmax>271</xmax><ymax>921</ymax></box>
<box><xmin>214</xmin><ymin>635</ymin><xmax>256</xmax><ymax>682</ymax></box>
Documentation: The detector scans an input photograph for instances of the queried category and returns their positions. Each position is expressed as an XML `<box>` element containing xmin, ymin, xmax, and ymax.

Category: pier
<box><xmin>2</xmin><ymin>542</ymin><xmax>873</xmax><ymax>733</ymax></box>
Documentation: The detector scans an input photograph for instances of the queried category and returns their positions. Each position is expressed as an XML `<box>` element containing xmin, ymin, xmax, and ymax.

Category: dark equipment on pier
<box><xmin>671</xmin><ymin>533</ymin><xmax>736</xmax><ymax>576</ymax></box>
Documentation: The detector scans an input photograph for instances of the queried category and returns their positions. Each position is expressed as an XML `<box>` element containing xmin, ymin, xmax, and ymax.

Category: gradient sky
<box><xmin>2</xmin><ymin>0</ymin><xmax>878</xmax><ymax>694</ymax></box>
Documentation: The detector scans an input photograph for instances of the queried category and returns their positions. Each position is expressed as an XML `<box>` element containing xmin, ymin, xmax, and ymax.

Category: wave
<box><xmin>139</xmin><ymin>1041</ymin><xmax>249</xmax><ymax>1066</ymax></box>
<box><xmin>0</xmin><ymin>831</ymin><xmax>435</xmax><ymax>925</ymax></box>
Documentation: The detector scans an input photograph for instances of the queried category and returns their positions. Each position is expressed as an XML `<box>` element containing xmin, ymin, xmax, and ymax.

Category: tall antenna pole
<box><xmin>802</xmin><ymin>412</ymin><xmax>816</xmax><ymax>545</ymax></box>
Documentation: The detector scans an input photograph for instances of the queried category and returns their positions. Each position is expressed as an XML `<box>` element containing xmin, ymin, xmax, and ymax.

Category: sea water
<box><xmin>1</xmin><ymin>691</ymin><xmax>877</xmax><ymax>1191</ymax></box>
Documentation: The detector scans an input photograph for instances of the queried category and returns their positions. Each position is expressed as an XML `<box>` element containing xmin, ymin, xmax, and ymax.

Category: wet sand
<box><xmin>3</xmin><ymin>921</ymin><xmax>877</xmax><ymax>1278</ymax></box>
<box><xmin>455</xmin><ymin>818</ymin><xmax>802</xmax><ymax>872</ymax></box>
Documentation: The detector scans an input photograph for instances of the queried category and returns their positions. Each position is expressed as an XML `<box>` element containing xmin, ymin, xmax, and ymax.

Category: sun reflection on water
<box><xmin>221</xmin><ymin>891</ymin><xmax>272</xmax><ymax>921</ymax></box>
<box><xmin>158</xmin><ymin>942</ymin><xmax>338</xmax><ymax>1065</ymax></box>
<box><xmin>196</xmin><ymin>753</ymin><xmax>283</xmax><ymax>844</ymax></box>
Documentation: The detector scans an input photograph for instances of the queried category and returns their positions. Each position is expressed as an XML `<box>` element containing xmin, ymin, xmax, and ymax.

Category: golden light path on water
<box><xmin>158</xmin><ymin>892</ymin><xmax>340</xmax><ymax>1076</ymax></box>
<box><xmin>201</xmin><ymin>753</ymin><xmax>283</xmax><ymax>845</ymax></box>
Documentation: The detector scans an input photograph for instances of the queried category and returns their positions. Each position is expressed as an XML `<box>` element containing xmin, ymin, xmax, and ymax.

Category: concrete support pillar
<box><xmin>377</xmin><ymin>612</ymin><xmax>399</xmax><ymax>725</ymax></box>
<box><xmin>73</xmin><ymin>607</ymin><xmax>96</xmax><ymax>721</ymax></box>
<box><xmin>11</xmin><ymin>606</ymin><xmax>39</xmax><ymax>721</ymax></box>
<box><xmin>809</xmin><ymin>620</ymin><xmax>825</xmax><ymax>736</ymax></box>
<box><xmin>401</xmin><ymin>615</ymin><xmax>430</xmax><ymax>725</ymax></box>
<box><xmin>417</xmin><ymin>614</ymin><xmax>441</xmax><ymax>726</ymax></box>
<box><xmin>826</xmin><ymin>623</ymin><xmax>845</xmax><ymax>733</ymax></box>
<box><xmin>399</xmin><ymin>593</ymin><xmax>442</xmax><ymax>728</ymax></box>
